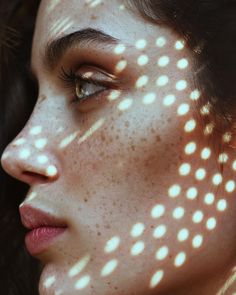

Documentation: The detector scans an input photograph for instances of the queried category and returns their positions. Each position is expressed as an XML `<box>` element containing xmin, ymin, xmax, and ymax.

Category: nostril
<box><xmin>22</xmin><ymin>171</ymin><xmax>48</xmax><ymax>182</ymax></box>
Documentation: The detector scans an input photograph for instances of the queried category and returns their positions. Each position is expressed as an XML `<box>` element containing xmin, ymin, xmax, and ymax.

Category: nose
<box><xmin>1</xmin><ymin>124</ymin><xmax>60</xmax><ymax>185</ymax></box>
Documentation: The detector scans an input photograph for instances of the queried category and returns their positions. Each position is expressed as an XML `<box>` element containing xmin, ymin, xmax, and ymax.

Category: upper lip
<box><xmin>19</xmin><ymin>205</ymin><xmax>67</xmax><ymax>230</ymax></box>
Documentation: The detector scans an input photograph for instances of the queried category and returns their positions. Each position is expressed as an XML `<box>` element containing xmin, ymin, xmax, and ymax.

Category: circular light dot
<box><xmin>232</xmin><ymin>160</ymin><xmax>236</xmax><ymax>171</ymax></box>
<box><xmin>185</xmin><ymin>142</ymin><xmax>197</xmax><ymax>155</ymax></box>
<box><xmin>225</xmin><ymin>180</ymin><xmax>236</xmax><ymax>193</ymax></box>
<box><xmin>130</xmin><ymin>241</ymin><xmax>145</xmax><ymax>256</ymax></box>
<box><xmin>192</xmin><ymin>235</ymin><xmax>203</xmax><ymax>248</ymax></box>
<box><xmin>174</xmin><ymin>252</ymin><xmax>186</xmax><ymax>267</ymax></box>
<box><xmin>100</xmin><ymin>259</ymin><xmax>118</xmax><ymax>277</ymax></box>
<box><xmin>104</xmin><ymin>236</ymin><xmax>120</xmax><ymax>253</ymax></box>
<box><xmin>175</xmin><ymin>40</ymin><xmax>185</xmax><ymax>50</ymax></box>
<box><xmin>34</xmin><ymin>138</ymin><xmax>47</xmax><ymax>149</ymax></box>
<box><xmin>212</xmin><ymin>173</ymin><xmax>222</xmax><ymax>186</ymax></box>
<box><xmin>137</xmin><ymin>54</ymin><xmax>149</xmax><ymax>66</ymax></box>
<box><xmin>195</xmin><ymin>168</ymin><xmax>206</xmax><ymax>180</ymax></box>
<box><xmin>13</xmin><ymin>138</ymin><xmax>26</xmax><ymax>146</ymax></box>
<box><xmin>184</xmin><ymin>119</ymin><xmax>196</xmax><ymax>132</ymax></box>
<box><xmin>46</xmin><ymin>165</ymin><xmax>58</xmax><ymax>177</ymax></box>
<box><xmin>156</xmin><ymin>75</ymin><xmax>169</xmax><ymax>87</ymax></box>
<box><xmin>177</xmin><ymin>58</ymin><xmax>189</xmax><ymax>69</ymax></box>
<box><xmin>74</xmin><ymin>275</ymin><xmax>90</xmax><ymax>290</ymax></box>
<box><xmin>115</xmin><ymin>60</ymin><xmax>127</xmax><ymax>73</ymax></box>
<box><xmin>29</xmin><ymin>125</ymin><xmax>42</xmax><ymax>135</ymax></box>
<box><xmin>179</xmin><ymin>163</ymin><xmax>191</xmax><ymax>176</ymax></box>
<box><xmin>201</xmin><ymin>148</ymin><xmax>211</xmax><ymax>160</ymax></box>
<box><xmin>153</xmin><ymin>225</ymin><xmax>167</xmax><ymax>239</ymax></box>
<box><xmin>114</xmin><ymin>44</ymin><xmax>126</xmax><ymax>54</ymax></box>
<box><xmin>190</xmin><ymin>89</ymin><xmax>200</xmax><ymax>100</ymax></box>
<box><xmin>204</xmin><ymin>123</ymin><xmax>214</xmax><ymax>135</ymax></box>
<box><xmin>218</xmin><ymin>153</ymin><xmax>228</xmax><ymax>163</ymax></box>
<box><xmin>156</xmin><ymin>37</ymin><xmax>166</xmax><ymax>47</ymax></box>
<box><xmin>178</xmin><ymin>104</ymin><xmax>190</xmax><ymax>116</ymax></box>
<box><xmin>118</xmin><ymin>98</ymin><xmax>133</xmax><ymax>111</ymax></box>
<box><xmin>223</xmin><ymin>132</ymin><xmax>232</xmax><ymax>143</ymax></box>
<box><xmin>206</xmin><ymin>217</ymin><xmax>217</xmax><ymax>230</ymax></box>
<box><xmin>19</xmin><ymin>149</ymin><xmax>31</xmax><ymax>160</ymax></box>
<box><xmin>43</xmin><ymin>276</ymin><xmax>56</xmax><ymax>288</ymax></box>
<box><xmin>186</xmin><ymin>187</ymin><xmax>198</xmax><ymax>200</ymax></box>
<box><xmin>200</xmin><ymin>104</ymin><xmax>211</xmax><ymax>115</ymax></box>
<box><xmin>135</xmin><ymin>39</ymin><xmax>147</xmax><ymax>49</ymax></box>
<box><xmin>130</xmin><ymin>223</ymin><xmax>145</xmax><ymax>238</ymax></box>
<box><xmin>143</xmin><ymin>93</ymin><xmax>156</xmax><ymax>105</ymax></box>
<box><xmin>192</xmin><ymin>211</ymin><xmax>204</xmax><ymax>223</ymax></box>
<box><xmin>155</xmin><ymin>246</ymin><xmax>169</xmax><ymax>260</ymax></box>
<box><xmin>37</xmin><ymin>155</ymin><xmax>48</xmax><ymax>164</ymax></box>
<box><xmin>168</xmin><ymin>184</ymin><xmax>181</xmax><ymax>198</ymax></box>
<box><xmin>150</xmin><ymin>270</ymin><xmax>164</xmax><ymax>288</ymax></box>
<box><xmin>163</xmin><ymin>94</ymin><xmax>176</xmax><ymax>106</ymax></box>
<box><xmin>217</xmin><ymin>199</ymin><xmax>227</xmax><ymax>212</ymax></box>
<box><xmin>172</xmin><ymin>207</ymin><xmax>185</xmax><ymax>219</ymax></box>
<box><xmin>135</xmin><ymin>75</ymin><xmax>149</xmax><ymax>88</ymax></box>
<box><xmin>158</xmin><ymin>56</ymin><xmax>170</xmax><ymax>67</ymax></box>
<box><xmin>177</xmin><ymin>228</ymin><xmax>189</xmax><ymax>242</ymax></box>
<box><xmin>151</xmin><ymin>204</ymin><xmax>165</xmax><ymax>219</ymax></box>
<box><xmin>204</xmin><ymin>193</ymin><xmax>215</xmax><ymax>205</ymax></box>
<box><xmin>176</xmin><ymin>80</ymin><xmax>187</xmax><ymax>91</ymax></box>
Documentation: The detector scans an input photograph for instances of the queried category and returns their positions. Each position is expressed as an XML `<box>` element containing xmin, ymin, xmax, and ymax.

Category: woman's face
<box><xmin>1</xmin><ymin>1</ymin><xmax>236</xmax><ymax>294</ymax></box>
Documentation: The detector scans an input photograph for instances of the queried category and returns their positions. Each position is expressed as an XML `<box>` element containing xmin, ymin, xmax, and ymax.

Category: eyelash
<box><xmin>58</xmin><ymin>66</ymin><xmax>108</xmax><ymax>104</ymax></box>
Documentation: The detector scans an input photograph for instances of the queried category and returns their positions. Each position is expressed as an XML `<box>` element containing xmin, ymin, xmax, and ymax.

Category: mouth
<box><xmin>19</xmin><ymin>204</ymin><xmax>68</xmax><ymax>255</ymax></box>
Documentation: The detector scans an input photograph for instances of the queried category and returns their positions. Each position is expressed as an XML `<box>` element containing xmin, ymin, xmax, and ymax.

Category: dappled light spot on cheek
<box><xmin>217</xmin><ymin>199</ymin><xmax>227</xmax><ymax>212</ymax></box>
<box><xmin>176</xmin><ymin>80</ymin><xmax>187</xmax><ymax>91</ymax></box>
<box><xmin>135</xmin><ymin>39</ymin><xmax>147</xmax><ymax>50</ymax></box>
<box><xmin>142</xmin><ymin>92</ymin><xmax>156</xmax><ymax>105</ymax></box>
<box><xmin>119</xmin><ymin>4</ymin><xmax>125</xmax><ymax>10</ymax></box>
<box><xmin>114</xmin><ymin>43</ymin><xmax>126</xmax><ymax>55</ymax></box>
<box><xmin>46</xmin><ymin>0</ymin><xmax>60</xmax><ymax>13</ymax></box>
<box><xmin>117</xmin><ymin>98</ymin><xmax>133</xmax><ymax>111</ymax></box>
<box><xmin>59</xmin><ymin>131</ymin><xmax>79</xmax><ymax>149</ymax></box>
<box><xmin>13</xmin><ymin>137</ymin><xmax>26</xmax><ymax>146</ymax></box>
<box><xmin>192</xmin><ymin>210</ymin><xmax>204</xmax><ymax>223</ymax></box>
<box><xmin>218</xmin><ymin>153</ymin><xmax>229</xmax><ymax>163</ymax></box>
<box><xmin>45</xmin><ymin>165</ymin><xmax>57</xmax><ymax>177</ymax></box>
<box><xmin>137</xmin><ymin>54</ymin><xmax>149</xmax><ymax>66</ymax></box>
<box><xmin>100</xmin><ymin>259</ymin><xmax>118</xmax><ymax>277</ymax></box>
<box><xmin>115</xmin><ymin>60</ymin><xmax>127</xmax><ymax>73</ymax></box>
<box><xmin>225</xmin><ymin>180</ymin><xmax>236</xmax><ymax>193</ymax></box>
<box><xmin>130</xmin><ymin>223</ymin><xmax>145</xmax><ymax>238</ymax></box>
<box><xmin>201</xmin><ymin>147</ymin><xmax>211</xmax><ymax>160</ymax></box>
<box><xmin>50</xmin><ymin>17</ymin><xmax>74</xmax><ymax>37</ymax></box>
<box><xmin>168</xmin><ymin>184</ymin><xmax>181</xmax><ymax>198</ymax></box>
<box><xmin>190</xmin><ymin>89</ymin><xmax>201</xmax><ymax>101</ymax></box>
<box><xmin>130</xmin><ymin>241</ymin><xmax>145</xmax><ymax>256</ymax></box>
<box><xmin>172</xmin><ymin>207</ymin><xmax>185</xmax><ymax>219</ymax></box>
<box><xmin>185</xmin><ymin>142</ymin><xmax>197</xmax><ymax>155</ymax></box>
<box><xmin>206</xmin><ymin>217</ymin><xmax>217</xmax><ymax>230</ymax></box>
<box><xmin>178</xmin><ymin>103</ymin><xmax>190</xmax><ymax>116</ymax></box>
<box><xmin>74</xmin><ymin>275</ymin><xmax>91</xmax><ymax>290</ymax></box>
<box><xmin>149</xmin><ymin>270</ymin><xmax>164</xmax><ymax>288</ymax></box>
<box><xmin>174</xmin><ymin>252</ymin><xmax>186</xmax><ymax>267</ymax></box>
<box><xmin>78</xmin><ymin>118</ymin><xmax>105</xmax><ymax>144</ymax></box>
<box><xmin>156</xmin><ymin>36</ymin><xmax>167</xmax><ymax>47</ymax></box>
<box><xmin>153</xmin><ymin>225</ymin><xmax>167</xmax><ymax>239</ymax></box>
<box><xmin>186</xmin><ymin>187</ymin><xmax>198</xmax><ymax>200</ymax></box>
<box><xmin>151</xmin><ymin>204</ymin><xmax>165</xmax><ymax>219</ymax></box>
<box><xmin>34</xmin><ymin>138</ymin><xmax>48</xmax><ymax>149</ymax></box>
<box><xmin>192</xmin><ymin>235</ymin><xmax>203</xmax><ymax>248</ymax></box>
<box><xmin>195</xmin><ymin>168</ymin><xmax>206</xmax><ymax>181</ymax></box>
<box><xmin>204</xmin><ymin>193</ymin><xmax>215</xmax><ymax>205</ymax></box>
<box><xmin>68</xmin><ymin>254</ymin><xmax>90</xmax><ymax>278</ymax></box>
<box><xmin>155</xmin><ymin>246</ymin><xmax>169</xmax><ymax>260</ymax></box>
<box><xmin>222</xmin><ymin>131</ymin><xmax>232</xmax><ymax>143</ymax></box>
<box><xmin>56</xmin><ymin>126</ymin><xmax>64</xmax><ymax>133</ymax></box>
<box><xmin>175</xmin><ymin>40</ymin><xmax>185</xmax><ymax>50</ymax></box>
<box><xmin>204</xmin><ymin>123</ymin><xmax>215</xmax><ymax>135</ymax></box>
<box><xmin>85</xmin><ymin>0</ymin><xmax>102</xmax><ymax>8</ymax></box>
<box><xmin>232</xmin><ymin>160</ymin><xmax>236</xmax><ymax>171</ymax></box>
<box><xmin>135</xmin><ymin>75</ymin><xmax>149</xmax><ymax>88</ymax></box>
<box><xmin>29</xmin><ymin>125</ymin><xmax>42</xmax><ymax>135</ymax></box>
<box><xmin>107</xmin><ymin>90</ymin><xmax>121</xmax><ymax>101</ymax></box>
<box><xmin>179</xmin><ymin>163</ymin><xmax>191</xmax><ymax>176</ymax></box>
<box><xmin>212</xmin><ymin>173</ymin><xmax>223</xmax><ymax>186</ymax></box>
<box><xmin>177</xmin><ymin>58</ymin><xmax>189</xmax><ymax>69</ymax></box>
<box><xmin>157</xmin><ymin>56</ymin><xmax>170</xmax><ymax>67</ymax></box>
<box><xmin>19</xmin><ymin>148</ymin><xmax>31</xmax><ymax>160</ymax></box>
<box><xmin>163</xmin><ymin>94</ymin><xmax>176</xmax><ymax>106</ymax></box>
<box><xmin>184</xmin><ymin>119</ymin><xmax>196</xmax><ymax>133</ymax></box>
<box><xmin>156</xmin><ymin>75</ymin><xmax>169</xmax><ymax>87</ymax></box>
<box><xmin>1</xmin><ymin>151</ymin><xmax>10</xmax><ymax>160</ymax></box>
<box><xmin>37</xmin><ymin>155</ymin><xmax>48</xmax><ymax>164</ymax></box>
<box><xmin>43</xmin><ymin>275</ymin><xmax>56</xmax><ymax>288</ymax></box>
<box><xmin>104</xmin><ymin>236</ymin><xmax>120</xmax><ymax>253</ymax></box>
<box><xmin>177</xmin><ymin>228</ymin><xmax>189</xmax><ymax>242</ymax></box>
<box><xmin>200</xmin><ymin>103</ymin><xmax>211</xmax><ymax>116</ymax></box>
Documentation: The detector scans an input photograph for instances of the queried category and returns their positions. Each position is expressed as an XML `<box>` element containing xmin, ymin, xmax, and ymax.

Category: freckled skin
<box><xmin>1</xmin><ymin>0</ymin><xmax>236</xmax><ymax>295</ymax></box>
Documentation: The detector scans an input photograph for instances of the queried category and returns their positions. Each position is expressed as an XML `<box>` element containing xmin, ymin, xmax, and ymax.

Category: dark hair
<box><xmin>1</xmin><ymin>0</ymin><xmax>236</xmax><ymax>293</ymax></box>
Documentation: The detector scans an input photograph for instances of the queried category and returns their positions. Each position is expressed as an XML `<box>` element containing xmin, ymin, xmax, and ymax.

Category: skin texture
<box><xmin>1</xmin><ymin>0</ymin><xmax>236</xmax><ymax>294</ymax></box>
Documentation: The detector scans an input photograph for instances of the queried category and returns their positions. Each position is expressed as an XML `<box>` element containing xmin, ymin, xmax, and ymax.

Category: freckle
<box><xmin>156</xmin><ymin>135</ymin><xmax>161</xmax><ymax>142</ymax></box>
<box><xmin>115</xmin><ymin>135</ymin><xmax>119</xmax><ymax>140</ymax></box>
<box><xmin>97</xmin><ymin>232</ymin><xmax>101</xmax><ymax>236</ymax></box>
<box><xmin>131</xmin><ymin>145</ymin><xmax>136</xmax><ymax>151</ymax></box>
<box><xmin>90</xmin><ymin>14</ymin><xmax>97</xmax><ymax>20</ymax></box>
<box><xmin>100</xmin><ymin>134</ymin><xmax>106</xmax><ymax>141</ymax></box>
<box><xmin>84</xmin><ymin>198</ymin><xmax>88</xmax><ymax>202</ymax></box>
<box><xmin>141</xmin><ymin>137</ymin><xmax>147</xmax><ymax>142</ymax></box>
<box><xmin>125</xmin><ymin>121</ymin><xmax>130</xmax><ymax>127</ymax></box>
<box><xmin>39</xmin><ymin>94</ymin><xmax>46</xmax><ymax>102</ymax></box>
<box><xmin>167</xmin><ymin>117</ymin><xmax>172</xmax><ymax>123</ymax></box>
<box><xmin>96</xmin><ymin>224</ymin><xmax>99</xmax><ymax>228</ymax></box>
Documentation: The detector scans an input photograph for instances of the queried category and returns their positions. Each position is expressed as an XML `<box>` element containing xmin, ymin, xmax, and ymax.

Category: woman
<box><xmin>1</xmin><ymin>0</ymin><xmax>236</xmax><ymax>294</ymax></box>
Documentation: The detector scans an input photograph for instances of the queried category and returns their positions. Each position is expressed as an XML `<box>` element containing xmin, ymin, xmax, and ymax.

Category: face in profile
<box><xmin>1</xmin><ymin>0</ymin><xmax>236</xmax><ymax>294</ymax></box>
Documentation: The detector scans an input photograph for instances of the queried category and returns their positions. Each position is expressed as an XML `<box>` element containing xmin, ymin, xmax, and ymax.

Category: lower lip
<box><xmin>25</xmin><ymin>226</ymin><xmax>67</xmax><ymax>255</ymax></box>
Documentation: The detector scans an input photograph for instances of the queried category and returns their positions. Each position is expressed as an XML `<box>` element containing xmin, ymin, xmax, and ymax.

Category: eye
<box><xmin>58</xmin><ymin>66</ymin><xmax>113</xmax><ymax>105</ymax></box>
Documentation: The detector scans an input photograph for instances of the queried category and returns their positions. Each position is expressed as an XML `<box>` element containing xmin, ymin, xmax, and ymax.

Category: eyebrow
<box><xmin>37</xmin><ymin>27</ymin><xmax>120</xmax><ymax>74</ymax></box>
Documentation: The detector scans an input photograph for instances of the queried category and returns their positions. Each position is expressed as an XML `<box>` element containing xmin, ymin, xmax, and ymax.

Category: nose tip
<box><xmin>1</xmin><ymin>137</ymin><xmax>60</xmax><ymax>185</ymax></box>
